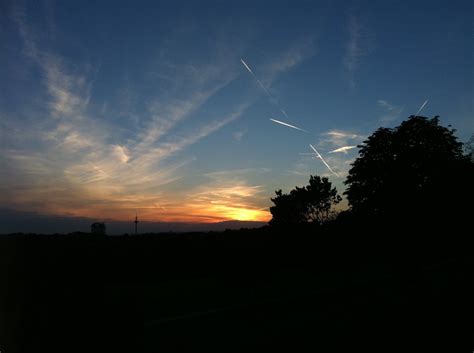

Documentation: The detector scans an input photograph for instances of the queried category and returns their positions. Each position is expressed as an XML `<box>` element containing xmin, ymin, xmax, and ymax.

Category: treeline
<box><xmin>269</xmin><ymin>116</ymin><xmax>474</xmax><ymax>229</ymax></box>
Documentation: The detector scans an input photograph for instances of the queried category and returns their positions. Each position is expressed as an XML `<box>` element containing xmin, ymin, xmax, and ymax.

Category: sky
<box><xmin>0</xmin><ymin>0</ymin><xmax>472</xmax><ymax>230</ymax></box>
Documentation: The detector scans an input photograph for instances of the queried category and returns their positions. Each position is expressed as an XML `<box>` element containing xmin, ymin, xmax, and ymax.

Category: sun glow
<box><xmin>226</xmin><ymin>207</ymin><xmax>268</xmax><ymax>221</ymax></box>
<box><xmin>184</xmin><ymin>201</ymin><xmax>270</xmax><ymax>223</ymax></box>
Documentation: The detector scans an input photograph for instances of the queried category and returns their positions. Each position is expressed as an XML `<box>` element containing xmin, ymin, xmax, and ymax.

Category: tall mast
<box><xmin>134</xmin><ymin>212</ymin><xmax>139</xmax><ymax>235</ymax></box>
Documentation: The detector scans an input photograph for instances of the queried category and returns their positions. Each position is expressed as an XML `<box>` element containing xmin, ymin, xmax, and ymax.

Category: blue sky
<box><xmin>0</xmin><ymin>0</ymin><xmax>472</xmax><ymax>225</ymax></box>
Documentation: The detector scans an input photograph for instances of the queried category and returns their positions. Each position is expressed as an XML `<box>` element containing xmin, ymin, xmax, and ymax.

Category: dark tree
<box><xmin>344</xmin><ymin>116</ymin><xmax>473</xmax><ymax>220</ymax></box>
<box><xmin>270</xmin><ymin>175</ymin><xmax>342</xmax><ymax>226</ymax></box>
<box><xmin>465</xmin><ymin>134</ymin><xmax>474</xmax><ymax>162</ymax></box>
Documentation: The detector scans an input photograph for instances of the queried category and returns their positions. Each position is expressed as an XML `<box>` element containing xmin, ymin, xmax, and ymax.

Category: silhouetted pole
<box><xmin>134</xmin><ymin>213</ymin><xmax>139</xmax><ymax>235</ymax></box>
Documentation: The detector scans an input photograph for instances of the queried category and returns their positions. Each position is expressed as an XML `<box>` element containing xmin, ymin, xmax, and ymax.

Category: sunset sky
<box><xmin>1</xmin><ymin>0</ymin><xmax>472</xmax><ymax>229</ymax></box>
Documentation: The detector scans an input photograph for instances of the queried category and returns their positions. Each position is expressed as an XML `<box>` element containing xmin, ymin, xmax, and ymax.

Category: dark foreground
<box><xmin>0</xmin><ymin>222</ymin><xmax>472</xmax><ymax>352</ymax></box>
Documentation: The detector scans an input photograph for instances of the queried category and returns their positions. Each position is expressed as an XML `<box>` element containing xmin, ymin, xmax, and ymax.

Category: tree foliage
<box><xmin>270</xmin><ymin>175</ymin><xmax>342</xmax><ymax>226</ymax></box>
<box><xmin>465</xmin><ymin>134</ymin><xmax>474</xmax><ymax>162</ymax></box>
<box><xmin>344</xmin><ymin>116</ymin><xmax>473</xmax><ymax>218</ymax></box>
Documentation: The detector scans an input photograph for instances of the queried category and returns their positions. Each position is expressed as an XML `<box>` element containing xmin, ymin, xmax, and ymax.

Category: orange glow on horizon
<box><xmin>141</xmin><ymin>204</ymin><xmax>271</xmax><ymax>223</ymax></box>
<box><xmin>194</xmin><ymin>205</ymin><xmax>270</xmax><ymax>223</ymax></box>
<box><xmin>35</xmin><ymin>202</ymin><xmax>272</xmax><ymax>224</ymax></box>
<box><xmin>7</xmin><ymin>170</ymin><xmax>272</xmax><ymax>224</ymax></box>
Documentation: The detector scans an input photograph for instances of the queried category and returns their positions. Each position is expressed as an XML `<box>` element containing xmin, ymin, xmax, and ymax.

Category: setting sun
<box><xmin>225</xmin><ymin>208</ymin><xmax>269</xmax><ymax>222</ymax></box>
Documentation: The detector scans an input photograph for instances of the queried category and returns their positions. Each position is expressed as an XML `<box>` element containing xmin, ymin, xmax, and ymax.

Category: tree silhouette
<box><xmin>344</xmin><ymin>116</ymin><xmax>473</xmax><ymax>219</ymax></box>
<box><xmin>465</xmin><ymin>134</ymin><xmax>474</xmax><ymax>162</ymax></box>
<box><xmin>270</xmin><ymin>175</ymin><xmax>341</xmax><ymax>226</ymax></box>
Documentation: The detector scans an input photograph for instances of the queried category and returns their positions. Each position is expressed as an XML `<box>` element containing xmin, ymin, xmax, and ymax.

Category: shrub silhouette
<box><xmin>270</xmin><ymin>175</ymin><xmax>341</xmax><ymax>226</ymax></box>
<box><xmin>344</xmin><ymin>116</ymin><xmax>473</xmax><ymax>220</ymax></box>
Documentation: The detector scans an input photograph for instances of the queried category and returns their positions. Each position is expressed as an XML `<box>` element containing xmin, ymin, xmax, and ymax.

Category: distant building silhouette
<box><xmin>91</xmin><ymin>222</ymin><xmax>106</xmax><ymax>235</ymax></box>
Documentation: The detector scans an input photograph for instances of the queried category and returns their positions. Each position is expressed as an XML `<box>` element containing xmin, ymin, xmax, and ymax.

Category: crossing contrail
<box><xmin>414</xmin><ymin>99</ymin><xmax>428</xmax><ymax>118</ymax></box>
<box><xmin>270</xmin><ymin>118</ymin><xmax>309</xmax><ymax>133</ymax></box>
<box><xmin>309</xmin><ymin>144</ymin><xmax>339</xmax><ymax>177</ymax></box>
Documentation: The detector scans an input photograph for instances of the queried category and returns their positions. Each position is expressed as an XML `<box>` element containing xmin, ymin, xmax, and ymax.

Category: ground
<box><xmin>0</xmin><ymin>225</ymin><xmax>471</xmax><ymax>352</ymax></box>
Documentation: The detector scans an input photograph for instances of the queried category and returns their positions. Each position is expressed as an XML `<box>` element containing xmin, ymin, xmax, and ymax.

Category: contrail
<box><xmin>241</xmin><ymin>58</ymin><xmax>269</xmax><ymax>93</ymax></box>
<box><xmin>329</xmin><ymin>145</ymin><xmax>357</xmax><ymax>154</ymax></box>
<box><xmin>241</xmin><ymin>57</ymin><xmax>289</xmax><ymax>117</ymax></box>
<box><xmin>280</xmin><ymin>108</ymin><xmax>289</xmax><ymax>119</ymax></box>
<box><xmin>270</xmin><ymin>118</ymin><xmax>309</xmax><ymax>133</ymax></box>
<box><xmin>414</xmin><ymin>99</ymin><xmax>428</xmax><ymax>118</ymax></box>
<box><xmin>256</xmin><ymin>79</ymin><xmax>272</xmax><ymax>96</ymax></box>
<box><xmin>240</xmin><ymin>58</ymin><xmax>254</xmax><ymax>75</ymax></box>
<box><xmin>309</xmin><ymin>144</ymin><xmax>339</xmax><ymax>177</ymax></box>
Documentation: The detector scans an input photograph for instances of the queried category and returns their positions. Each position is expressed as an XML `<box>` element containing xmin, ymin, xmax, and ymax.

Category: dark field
<box><xmin>1</xmin><ymin>223</ymin><xmax>472</xmax><ymax>352</ymax></box>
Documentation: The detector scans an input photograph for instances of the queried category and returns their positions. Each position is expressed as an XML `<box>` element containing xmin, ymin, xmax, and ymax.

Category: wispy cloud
<box><xmin>241</xmin><ymin>37</ymin><xmax>317</xmax><ymax>117</ymax></box>
<box><xmin>319</xmin><ymin>155</ymin><xmax>354</xmax><ymax>180</ymax></box>
<box><xmin>3</xmin><ymin>5</ymin><xmax>314</xmax><ymax>224</ymax></box>
<box><xmin>147</xmin><ymin>102</ymin><xmax>251</xmax><ymax>157</ymax></box>
<box><xmin>136</xmin><ymin>78</ymin><xmax>235</xmax><ymax>153</ymax></box>
<box><xmin>12</xmin><ymin>5</ymin><xmax>90</xmax><ymax>120</ymax></box>
<box><xmin>321</xmin><ymin>130</ymin><xmax>365</xmax><ymax>148</ymax></box>
<box><xmin>293</xmin><ymin>149</ymin><xmax>355</xmax><ymax>183</ymax></box>
<box><xmin>202</xmin><ymin>168</ymin><xmax>270</xmax><ymax>178</ymax></box>
<box><xmin>11</xmin><ymin>4</ymin><xmax>38</xmax><ymax>60</ymax></box>
<box><xmin>113</xmin><ymin>145</ymin><xmax>130</xmax><ymax>163</ymax></box>
<box><xmin>44</xmin><ymin>56</ymin><xmax>91</xmax><ymax>118</ymax></box>
<box><xmin>119</xmin><ymin>169</ymin><xmax>273</xmax><ymax>223</ymax></box>
<box><xmin>181</xmin><ymin>170</ymin><xmax>271</xmax><ymax>222</ymax></box>
<box><xmin>264</xmin><ymin>37</ymin><xmax>317</xmax><ymax>81</ymax></box>
<box><xmin>343</xmin><ymin>15</ymin><xmax>373</xmax><ymax>87</ymax></box>
<box><xmin>302</xmin><ymin>129</ymin><xmax>365</xmax><ymax>181</ymax></box>
<box><xmin>3</xmin><ymin>7</ymin><xmax>248</xmax><ymax>220</ymax></box>
<box><xmin>287</xmin><ymin>129</ymin><xmax>363</xmax><ymax>183</ymax></box>
<box><xmin>378</xmin><ymin>99</ymin><xmax>403</xmax><ymax>124</ymax></box>
<box><xmin>378</xmin><ymin>99</ymin><xmax>396</xmax><ymax>111</ymax></box>
<box><xmin>233</xmin><ymin>129</ymin><xmax>247</xmax><ymax>142</ymax></box>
